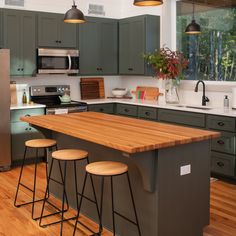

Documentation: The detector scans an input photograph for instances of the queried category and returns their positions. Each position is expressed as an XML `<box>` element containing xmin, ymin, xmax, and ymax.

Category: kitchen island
<box><xmin>21</xmin><ymin>112</ymin><xmax>219</xmax><ymax>236</ymax></box>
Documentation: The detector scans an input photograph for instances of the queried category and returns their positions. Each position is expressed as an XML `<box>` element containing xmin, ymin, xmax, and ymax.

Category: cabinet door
<box><xmin>3</xmin><ymin>10</ymin><xmax>22</xmax><ymax>76</ymax></box>
<box><xmin>129</xmin><ymin>18</ymin><xmax>145</xmax><ymax>74</ymax></box>
<box><xmin>100</xmin><ymin>20</ymin><xmax>118</xmax><ymax>74</ymax></box>
<box><xmin>38</xmin><ymin>12</ymin><xmax>58</xmax><ymax>47</ymax></box>
<box><xmin>79</xmin><ymin>19</ymin><xmax>100</xmax><ymax>75</ymax></box>
<box><xmin>21</xmin><ymin>12</ymin><xmax>36</xmax><ymax>76</ymax></box>
<box><xmin>58</xmin><ymin>15</ymin><xmax>77</xmax><ymax>48</ymax></box>
<box><xmin>119</xmin><ymin>21</ymin><xmax>131</xmax><ymax>74</ymax></box>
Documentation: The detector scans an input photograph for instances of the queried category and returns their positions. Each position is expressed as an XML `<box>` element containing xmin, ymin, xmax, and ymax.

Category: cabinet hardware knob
<box><xmin>124</xmin><ymin>108</ymin><xmax>129</xmax><ymax>112</ymax></box>
<box><xmin>29</xmin><ymin>128</ymin><xmax>32</xmax><ymax>131</ymax></box>
<box><xmin>218</xmin><ymin>122</ymin><xmax>225</xmax><ymax>126</ymax></box>
<box><xmin>55</xmin><ymin>40</ymin><xmax>58</xmax><ymax>43</ymax></box>
<box><xmin>21</xmin><ymin>68</ymin><xmax>24</xmax><ymax>71</ymax></box>
<box><xmin>128</xmin><ymin>68</ymin><xmax>133</xmax><ymax>71</ymax></box>
<box><xmin>97</xmin><ymin>68</ymin><xmax>100</xmax><ymax>71</ymax></box>
<box><xmin>217</xmin><ymin>140</ymin><xmax>225</xmax><ymax>145</ymax></box>
<box><xmin>17</xmin><ymin>68</ymin><xmax>20</xmax><ymax>71</ymax></box>
<box><xmin>145</xmin><ymin>112</ymin><xmax>150</xmax><ymax>116</ymax></box>
<box><xmin>25</xmin><ymin>128</ymin><xmax>28</xmax><ymax>131</ymax></box>
<box><xmin>25</xmin><ymin>114</ymin><xmax>31</xmax><ymax>117</ymax></box>
<box><xmin>99</xmin><ymin>108</ymin><xmax>104</xmax><ymax>112</ymax></box>
<box><xmin>217</xmin><ymin>161</ymin><xmax>224</xmax><ymax>167</ymax></box>
<box><xmin>58</xmin><ymin>40</ymin><xmax>62</xmax><ymax>43</ymax></box>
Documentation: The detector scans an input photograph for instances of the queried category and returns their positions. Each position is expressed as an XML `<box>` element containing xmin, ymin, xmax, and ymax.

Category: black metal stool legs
<box><xmin>14</xmin><ymin>146</ymin><xmax>50</xmax><ymax>220</ymax></box>
<box><xmin>110</xmin><ymin>176</ymin><xmax>116</xmax><ymax>236</ymax></box>
<box><xmin>126</xmin><ymin>173</ymin><xmax>142</xmax><ymax>236</ymax></box>
<box><xmin>73</xmin><ymin>158</ymin><xmax>102</xmax><ymax>236</ymax></box>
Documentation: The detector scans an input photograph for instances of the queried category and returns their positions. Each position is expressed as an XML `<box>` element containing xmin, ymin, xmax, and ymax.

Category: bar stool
<box><xmin>14</xmin><ymin>138</ymin><xmax>57</xmax><ymax>220</ymax></box>
<box><xmin>39</xmin><ymin>149</ymin><xmax>101</xmax><ymax>236</ymax></box>
<box><xmin>73</xmin><ymin>161</ymin><xmax>142</xmax><ymax>236</ymax></box>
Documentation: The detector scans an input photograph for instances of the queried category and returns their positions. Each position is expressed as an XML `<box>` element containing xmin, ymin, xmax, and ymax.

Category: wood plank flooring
<box><xmin>0</xmin><ymin>163</ymin><xmax>236</xmax><ymax>236</ymax></box>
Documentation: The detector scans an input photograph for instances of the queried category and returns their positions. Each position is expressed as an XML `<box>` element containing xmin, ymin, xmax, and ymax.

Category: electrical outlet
<box><xmin>180</xmin><ymin>164</ymin><xmax>191</xmax><ymax>176</ymax></box>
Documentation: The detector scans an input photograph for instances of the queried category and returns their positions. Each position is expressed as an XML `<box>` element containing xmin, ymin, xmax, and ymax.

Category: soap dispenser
<box><xmin>224</xmin><ymin>95</ymin><xmax>229</xmax><ymax>109</ymax></box>
<box><xmin>22</xmin><ymin>89</ymin><xmax>27</xmax><ymax>104</ymax></box>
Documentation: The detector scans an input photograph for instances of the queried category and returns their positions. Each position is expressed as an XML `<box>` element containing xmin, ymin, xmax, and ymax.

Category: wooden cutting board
<box><xmin>133</xmin><ymin>86</ymin><xmax>163</xmax><ymax>100</ymax></box>
<box><xmin>80</xmin><ymin>77</ymin><xmax>105</xmax><ymax>98</ymax></box>
<box><xmin>80</xmin><ymin>81</ymin><xmax>100</xmax><ymax>99</ymax></box>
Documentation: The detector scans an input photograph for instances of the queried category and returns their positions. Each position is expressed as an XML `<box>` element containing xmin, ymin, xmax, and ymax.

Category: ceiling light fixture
<box><xmin>64</xmin><ymin>0</ymin><xmax>86</xmax><ymax>24</ymax></box>
<box><xmin>185</xmin><ymin>0</ymin><xmax>201</xmax><ymax>35</ymax></box>
<box><xmin>133</xmin><ymin>0</ymin><xmax>163</xmax><ymax>7</ymax></box>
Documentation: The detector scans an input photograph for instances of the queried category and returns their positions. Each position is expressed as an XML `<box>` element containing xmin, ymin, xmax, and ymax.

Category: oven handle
<box><xmin>68</xmin><ymin>54</ymin><xmax>72</xmax><ymax>71</ymax></box>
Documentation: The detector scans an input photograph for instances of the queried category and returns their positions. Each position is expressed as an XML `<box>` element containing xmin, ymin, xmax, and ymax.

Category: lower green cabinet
<box><xmin>88</xmin><ymin>103</ymin><xmax>114</xmax><ymax>114</ymax></box>
<box><xmin>116</xmin><ymin>104</ymin><xmax>138</xmax><ymax>117</ymax></box>
<box><xmin>211</xmin><ymin>151</ymin><xmax>236</xmax><ymax>177</ymax></box>
<box><xmin>11</xmin><ymin>108</ymin><xmax>45</xmax><ymax>165</ymax></box>
<box><xmin>138</xmin><ymin>106</ymin><xmax>157</xmax><ymax>120</ymax></box>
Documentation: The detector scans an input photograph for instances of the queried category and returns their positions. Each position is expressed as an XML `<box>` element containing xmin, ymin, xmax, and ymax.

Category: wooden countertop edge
<box><xmin>21</xmin><ymin>114</ymin><xmax>220</xmax><ymax>154</ymax></box>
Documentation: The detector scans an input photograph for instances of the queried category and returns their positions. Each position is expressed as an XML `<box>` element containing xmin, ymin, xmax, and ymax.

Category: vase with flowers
<box><xmin>144</xmin><ymin>47</ymin><xmax>188</xmax><ymax>104</ymax></box>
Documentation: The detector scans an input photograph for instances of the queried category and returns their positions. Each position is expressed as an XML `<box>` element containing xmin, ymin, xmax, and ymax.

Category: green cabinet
<box><xmin>119</xmin><ymin>15</ymin><xmax>160</xmax><ymax>75</ymax></box>
<box><xmin>38</xmin><ymin>12</ymin><xmax>77</xmax><ymax>48</ymax></box>
<box><xmin>11</xmin><ymin>108</ymin><xmax>45</xmax><ymax>165</ymax></box>
<box><xmin>88</xmin><ymin>103</ymin><xmax>114</xmax><ymax>114</ymax></box>
<box><xmin>138</xmin><ymin>106</ymin><xmax>157</xmax><ymax>120</ymax></box>
<box><xmin>158</xmin><ymin>109</ymin><xmax>205</xmax><ymax>128</ymax></box>
<box><xmin>116</xmin><ymin>104</ymin><xmax>138</xmax><ymax>117</ymax></box>
<box><xmin>3</xmin><ymin>9</ymin><xmax>36</xmax><ymax>76</ymax></box>
<box><xmin>79</xmin><ymin>17</ymin><xmax>118</xmax><ymax>75</ymax></box>
<box><xmin>0</xmin><ymin>9</ymin><xmax>3</xmax><ymax>48</ymax></box>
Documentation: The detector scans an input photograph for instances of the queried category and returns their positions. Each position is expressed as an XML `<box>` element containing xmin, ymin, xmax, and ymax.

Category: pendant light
<box><xmin>133</xmin><ymin>0</ymin><xmax>163</xmax><ymax>6</ymax></box>
<box><xmin>64</xmin><ymin>0</ymin><xmax>86</xmax><ymax>23</ymax></box>
<box><xmin>185</xmin><ymin>0</ymin><xmax>201</xmax><ymax>35</ymax></box>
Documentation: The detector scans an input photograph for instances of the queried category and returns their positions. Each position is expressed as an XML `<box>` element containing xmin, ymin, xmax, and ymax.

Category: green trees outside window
<box><xmin>177</xmin><ymin>2</ymin><xmax>236</xmax><ymax>81</ymax></box>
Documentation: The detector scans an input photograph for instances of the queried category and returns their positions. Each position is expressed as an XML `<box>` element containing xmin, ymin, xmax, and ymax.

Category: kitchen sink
<box><xmin>169</xmin><ymin>104</ymin><xmax>213</xmax><ymax>110</ymax></box>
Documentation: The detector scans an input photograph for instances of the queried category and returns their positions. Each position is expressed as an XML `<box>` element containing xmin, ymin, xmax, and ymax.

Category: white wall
<box><xmin>0</xmin><ymin>0</ymin><xmax>122</xmax><ymax>18</ymax></box>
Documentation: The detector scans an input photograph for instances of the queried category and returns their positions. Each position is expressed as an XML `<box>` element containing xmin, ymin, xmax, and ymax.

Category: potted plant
<box><xmin>144</xmin><ymin>47</ymin><xmax>188</xmax><ymax>104</ymax></box>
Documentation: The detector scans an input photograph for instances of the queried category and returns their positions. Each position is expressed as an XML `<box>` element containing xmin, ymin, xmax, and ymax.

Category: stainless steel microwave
<box><xmin>37</xmin><ymin>48</ymin><xmax>79</xmax><ymax>74</ymax></box>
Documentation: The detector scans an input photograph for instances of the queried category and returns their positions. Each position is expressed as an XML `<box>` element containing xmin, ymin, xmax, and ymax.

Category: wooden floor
<box><xmin>0</xmin><ymin>164</ymin><xmax>236</xmax><ymax>236</ymax></box>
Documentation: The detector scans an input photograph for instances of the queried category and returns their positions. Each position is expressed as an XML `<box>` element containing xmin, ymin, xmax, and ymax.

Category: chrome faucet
<box><xmin>194</xmin><ymin>80</ymin><xmax>210</xmax><ymax>106</ymax></box>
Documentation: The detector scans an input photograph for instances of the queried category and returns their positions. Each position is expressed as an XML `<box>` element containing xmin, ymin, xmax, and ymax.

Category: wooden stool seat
<box><xmin>25</xmin><ymin>139</ymin><xmax>57</xmax><ymax>148</ymax></box>
<box><xmin>52</xmin><ymin>149</ymin><xmax>88</xmax><ymax>161</ymax></box>
<box><xmin>86</xmin><ymin>161</ymin><xmax>128</xmax><ymax>176</ymax></box>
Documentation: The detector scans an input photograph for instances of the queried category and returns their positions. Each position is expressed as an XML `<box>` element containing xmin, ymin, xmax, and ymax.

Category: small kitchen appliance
<box><xmin>30</xmin><ymin>85</ymin><xmax>87</xmax><ymax>115</ymax></box>
<box><xmin>37</xmin><ymin>48</ymin><xmax>79</xmax><ymax>74</ymax></box>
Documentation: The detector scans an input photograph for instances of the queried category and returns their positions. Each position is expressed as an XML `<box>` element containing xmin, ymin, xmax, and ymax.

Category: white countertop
<box><xmin>10</xmin><ymin>103</ymin><xmax>46</xmax><ymax>110</ymax></box>
<box><xmin>82</xmin><ymin>98</ymin><xmax>236</xmax><ymax>118</ymax></box>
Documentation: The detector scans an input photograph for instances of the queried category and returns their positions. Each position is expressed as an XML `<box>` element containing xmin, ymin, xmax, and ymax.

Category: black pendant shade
<box><xmin>64</xmin><ymin>1</ymin><xmax>85</xmax><ymax>23</ymax></box>
<box><xmin>185</xmin><ymin>20</ymin><xmax>201</xmax><ymax>35</ymax></box>
<box><xmin>133</xmin><ymin>0</ymin><xmax>163</xmax><ymax>6</ymax></box>
<box><xmin>185</xmin><ymin>1</ymin><xmax>201</xmax><ymax>35</ymax></box>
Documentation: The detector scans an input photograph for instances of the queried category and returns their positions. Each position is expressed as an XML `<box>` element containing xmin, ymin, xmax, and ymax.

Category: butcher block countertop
<box><xmin>21</xmin><ymin>112</ymin><xmax>220</xmax><ymax>154</ymax></box>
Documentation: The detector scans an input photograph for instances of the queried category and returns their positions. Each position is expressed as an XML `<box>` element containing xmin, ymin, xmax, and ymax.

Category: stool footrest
<box><xmin>75</xmin><ymin>219</ymin><xmax>100</xmax><ymax>235</ymax></box>
<box><xmin>114</xmin><ymin>210</ymin><xmax>138</xmax><ymax>226</ymax></box>
<box><xmin>19</xmin><ymin>183</ymin><xmax>34</xmax><ymax>192</ymax></box>
<box><xmin>50</xmin><ymin>177</ymin><xmax>63</xmax><ymax>186</ymax></box>
<box><xmin>15</xmin><ymin>197</ymin><xmax>46</xmax><ymax>208</ymax></box>
<box><xmin>40</xmin><ymin>216</ymin><xmax>77</xmax><ymax>228</ymax></box>
<box><xmin>77</xmin><ymin>192</ymin><xmax>97</xmax><ymax>204</ymax></box>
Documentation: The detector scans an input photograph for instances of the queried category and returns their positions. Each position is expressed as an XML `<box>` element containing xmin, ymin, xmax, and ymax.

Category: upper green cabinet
<box><xmin>3</xmin><ymin>9</ymin><xmax>36</xmax><ymax>76</ymax></box>
<box><xmin>37</xmin><ymin>12</ymin><xmax>77</xmax><ymax>48</ymax></box>
<box><xmin>0</xmin><ymin>9</ymin><xmax>3</xmax><ymax>48</ymax></box>
<box><xmin>119</xmin><ymin>15</ymin><xmax>160</xmax><ymax>75</ymax></box>
<box><xmin>79</xmin><ymin>17</ymin><xmax>118</xmax><ymax>75</ymax></box>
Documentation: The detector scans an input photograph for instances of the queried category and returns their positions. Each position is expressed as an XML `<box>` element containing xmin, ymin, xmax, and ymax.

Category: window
<box><xmin>177</xmin><ymin>1</ymin><xmax>236</xmax><ymax>81</ymax></box>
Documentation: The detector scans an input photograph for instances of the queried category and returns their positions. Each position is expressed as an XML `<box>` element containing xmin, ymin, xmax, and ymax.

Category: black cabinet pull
<box><xmin>25</xmin><ymin>128</ymin><xmax>28</xmax><ymax>131</ymax></box>
<box><xmin>217</xmin><ymin>122</ymin><xmax>225</xmax><ymax>126</ymax></box>
<box><xmin>21</xmin><ymin>68</ymin><xmax>24</xmax><ymax>71</ymax></box>
<box><xmin>124</xmin><ymin>108</ymin><xmax>129</xmax><ymax>112</ymax></box>
<box><xmin>17</xmin><ymin>68</ymin><xmax>20</xmax><ymax>71</ymax></box>
<box><xmin>29</xmin><ymin>127</ymin><xmax>32</xmax><ymax>131</ymax></box>
<box><xmin>145</xmin><ymin>111</ymin><xmax>150</xmax><ymax>116</ymax></box>
<box><xmin>99</xmin><ymin>108</ymin><xmax>104</xmax><ymax>112</ymax></box>
<box><xmin>97</xmin><ymin>68</ymin><xmax>100</xmax><ymax>71</ymax></box>
<box><xmin>55</xmin><ymin>40</ymin><xmax>59</xmax><ymax>43</ymax></box>
<box><xmin>58</xmin><ymin>40</ymin><xmax>62</xmax><ymax>43</ymax></box>
<box><xmin>217</xmin><ymin>161</ymin><xmax>224</xmax><ymax>168</ymax></box>
<box><xmin>217</xmin><ymin>140</ymin><xmax>225</xmax><ymax>145</ymax></box>
<box><xmin>128</xmin><ymin>68</ymin><xmax>133</xmax><ymax>71</ymax></box>
<box><xmin>25</xmin><ymin>114</ymin><xmax>31</xmax><ymax>117</ymax></box>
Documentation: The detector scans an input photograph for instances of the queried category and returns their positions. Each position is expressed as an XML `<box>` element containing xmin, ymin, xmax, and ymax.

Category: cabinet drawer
<box><xmin>211</xmin><ymin>131</ymin><xmax>236</xmax><ymax>155</ymax></box>
<box><xmin>11</xmin><ymin>108</ymin><xmax>45</xmax><ymax>122</ymax></box>
<box><xmin>207</xmin><ymin>115</ymin><xmax>235</xmax><ymax>132</ymax></box>
<box><xmin>138</xmin><ymin>106</ymin><xmax>157</xmax><ymax>120</ymax></box>
<box><xmin>116</xmin><ymin>104</ymin><xmax>138</xmax><ymax>117</ymax></box>
<box><xmin>88</xmin><ymin>104</ymin><xmax>114</xmax><ymax>114</ymax></box>
<box><xmin>211</xmin><ymin>151</ymin><xmax>235</xmax><ymax>177</ymax></box>
<box><xmin>158</xmin><ymin>109</ymin><xmax>205</xmax><ymax>128</ymax></box>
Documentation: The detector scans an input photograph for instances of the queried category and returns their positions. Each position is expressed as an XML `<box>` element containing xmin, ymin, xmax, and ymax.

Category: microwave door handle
<box><xmin>68</xmin><ymin>54</ymin><xmax>72</xmax><ymax>71</ymax></box>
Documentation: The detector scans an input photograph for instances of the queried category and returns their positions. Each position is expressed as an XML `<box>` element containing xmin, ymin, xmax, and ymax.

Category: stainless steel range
<box><xmin>30</xmin><ymin>85</ymin><xmax>87</xmax><ymax>115</ymax></box>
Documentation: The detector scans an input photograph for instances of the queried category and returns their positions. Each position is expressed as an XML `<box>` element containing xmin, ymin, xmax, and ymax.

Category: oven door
<box><xmin>46</xmin><ymin>106</ymin><xmax>87</xmax><ymax>115</ymax></box>
<box><xmin>37</xmin><ymin>48</ymin><xmax>79</xmax><ymax>74</ymax></box>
